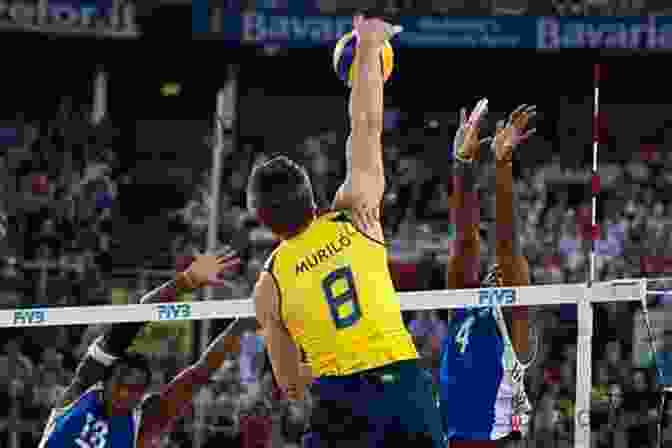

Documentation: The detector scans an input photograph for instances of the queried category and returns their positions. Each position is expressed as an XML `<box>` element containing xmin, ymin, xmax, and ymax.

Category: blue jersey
<box><xmin>39</xmin><ymin>385</ymin><xmax>142</xmax><ymax>448</ymax></box>
<box><xmin>439</xmin><ymin>307</ymin><xmax>525</xmax><ymax>441</ymax></box>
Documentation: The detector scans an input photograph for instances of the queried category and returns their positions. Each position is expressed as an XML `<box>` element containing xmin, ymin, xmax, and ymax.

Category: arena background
<box><xmin>2</xmin><ymin>2</ymin><xmax>672</xmax><ymax>448</ymax></box>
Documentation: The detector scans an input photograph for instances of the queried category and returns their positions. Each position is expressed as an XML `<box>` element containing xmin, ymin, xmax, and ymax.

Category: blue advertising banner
<box><xmin>207</xmin><ymin>12</ymin><xmax>672</xmax><ymax>51</ymax></box>
<box><xmin>0</xmin><ymin>0</ymin><xmax>139</xmax><ymax>37</ymax></box>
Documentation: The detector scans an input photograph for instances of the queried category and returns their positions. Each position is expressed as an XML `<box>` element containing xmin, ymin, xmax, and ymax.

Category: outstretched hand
<box><xmin>354</xmin><ymin>15</ymin><xmax>403</xmax><ymax>47</ymax></box>
<box><xmin>183</xmin><ymin>246</ymin><xmax>240</xmax><ymax>289</ymax></box>
<box><xmin>454</xmin><ymin>98</ymin><xmax>491</xmax><ymax>163</ymax></box>
<box><xmin>492</xmin><ymin>104</ymin><xmax>537</xmax><ymax>164</ymax></box>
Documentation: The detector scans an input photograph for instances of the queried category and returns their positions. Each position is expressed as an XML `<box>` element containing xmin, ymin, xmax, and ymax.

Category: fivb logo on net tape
<box><xmin>0</xmin><ymin>0</ymin><xmax>139</xmax><ymax>37</ymax></box>
<box><xmin>156</xmin><ymin>303</ymin><xmax>192</xmax><ymax>321</ymax></box>
<box><xmin>479</xmin><ymin>288</ymin><xmax>516</xmax><ymax>307</ymax></box>
<box><xmin>13</xmin><ymin>308</ymin><xmax>46</xmax><ymax>326</ymax></box>
<box><xmin>199</xmin><ymin>6</ymin><xmax>672</xmax><ymax>51</ymax></box>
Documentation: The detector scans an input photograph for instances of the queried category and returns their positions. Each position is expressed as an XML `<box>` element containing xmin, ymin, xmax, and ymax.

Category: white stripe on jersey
<box><xmin>491</xmin><ymin>305</ymin><xmax>531</xmax><ymax>440</ymax></box>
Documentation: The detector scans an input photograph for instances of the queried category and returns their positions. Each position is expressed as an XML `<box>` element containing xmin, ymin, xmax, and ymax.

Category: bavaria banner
<box><xmin>211</xmin><ymin>12</ymin><xmax>672</xmax><ymax>51</ymax></box>
<box><xmin>0</xmin><ymin>0</ymin><xmax>139</xmax><ymax>37</ymax></box>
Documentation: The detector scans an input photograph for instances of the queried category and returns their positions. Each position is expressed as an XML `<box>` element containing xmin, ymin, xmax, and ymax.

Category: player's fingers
<box><xmin>508</xmin><ymin>105</ymin><xmax>526</xmax><ymax>125</ymax></box>
<box><xmin>521</xmin><ymin>128</ymin><xmax>537</xmax><ymax>141</ymax></box>
<box><xmin>472</xmin><ymin>98</ymin><xmax>488</xmax><ymax>124</ymax></box>
<box><xmin>512</xmin><ymin>104</ymin><xmax>528</xmax><ymax>116</ymax></box>
<box><xmin>524</xmin><ymin>110</ymin><xmax>537</xmax><ymax>122</ymax></box>
<box><xmin>481</xmin><ymin>98</ymin><xmax>489</xmax><ymax>116</ymax></box>
<box><xmin>466</xmin><ymin>103</ymin><xmax>480</xmax><ymax>126</ymax></box>
<box><xmin>218</xmin><ymin>258</ymin><xmax>241</xmax><ymax>272</ymax></box>
<box><xmin>514</xmin><ymin>111</ymin><xmax>533</xmax><ymax>130</ymax></box>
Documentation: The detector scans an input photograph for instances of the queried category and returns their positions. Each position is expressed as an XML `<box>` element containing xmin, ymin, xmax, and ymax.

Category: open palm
<box><xmin>454</xmin><ymin>98</ymin><xmax>490</xmax><ymax>163</ymax></box>
<box><xmin>493</xmin><ymin>104</ymin><xmax>537</xmax><ymax>164</ymax></box>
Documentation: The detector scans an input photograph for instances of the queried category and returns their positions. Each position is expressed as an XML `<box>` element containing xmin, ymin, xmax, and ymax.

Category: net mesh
<box><xmin>3</xmin><ymin>279</ymin><xmax>668</xmax><ymax>447</ymax></box>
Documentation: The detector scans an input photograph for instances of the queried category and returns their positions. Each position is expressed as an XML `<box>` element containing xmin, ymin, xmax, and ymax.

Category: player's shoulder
<box><xmin>53</xmin><ymin>384</ymin><xmax>101</xmax><ymax>418</ymax></box>
<box><xmin>262</xmin><ymin>244</ymin><xmax>283</xmax><ymax>273</ymax></box>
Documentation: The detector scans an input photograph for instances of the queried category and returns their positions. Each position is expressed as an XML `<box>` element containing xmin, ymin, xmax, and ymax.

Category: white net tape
<box><xmin>2</xmin><ymin>278</ymin><xmax>659</xmax><ymax>447</ymax></box>
<box><xmin>0</xmin><ymin>279</ymin><xmax>644</xmax><ymax>327</ymax></box>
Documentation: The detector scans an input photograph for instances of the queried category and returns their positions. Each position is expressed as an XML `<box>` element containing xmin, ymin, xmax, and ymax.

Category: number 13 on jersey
<box><xmin>322</xmin><ymin>266</ymin><xmax>362</xmax><ymax>329</ymax></box>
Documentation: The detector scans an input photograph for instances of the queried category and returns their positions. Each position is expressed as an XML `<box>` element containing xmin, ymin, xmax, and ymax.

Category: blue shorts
<box><xmin>302</xmin><ymin>360</ymin><xmax>445</xmax><ymax>448</ymax></box>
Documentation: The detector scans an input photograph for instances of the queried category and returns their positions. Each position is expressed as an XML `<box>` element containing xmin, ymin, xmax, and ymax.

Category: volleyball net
<box><xmin>0</xmin><ymin>279</ymin><xmax>645</xmax><ymax>325</ymax></box>
<box><xmin>3</xmin><ymin>278</ymin><xmax>672</xmax><ymax>447</ymax></box>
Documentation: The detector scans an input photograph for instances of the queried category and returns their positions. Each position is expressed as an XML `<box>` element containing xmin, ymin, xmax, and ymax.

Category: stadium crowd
<box><xmin>0</xmin><ymin>88</ymin><xmax>671</xmax><ymax>446</ymax></box>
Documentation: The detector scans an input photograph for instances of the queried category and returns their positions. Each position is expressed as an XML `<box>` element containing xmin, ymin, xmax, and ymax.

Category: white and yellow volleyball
<box><xmin>333</xmin><ymin>31</ymin><xmax>395</xmax><ymax>87</ymax></box>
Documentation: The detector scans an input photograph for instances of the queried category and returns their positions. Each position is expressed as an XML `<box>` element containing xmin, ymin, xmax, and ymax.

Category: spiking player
<box><xmin>38</xmin><ymin>248</ymin><xmax>251</xmax><ymax>448</ymax></box>
<box><xmin>440</xmin><ymin>101</ymin><xmax>536</xmax><ymax>446</ymax></box>
<box><xmin>251</xmin><ymin>13</ymin><xmax>444</xmax><ymax>448</ymax></box>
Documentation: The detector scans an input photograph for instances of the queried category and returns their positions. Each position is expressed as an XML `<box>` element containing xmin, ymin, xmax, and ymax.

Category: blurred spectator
<box><xmin>408</xmin><ymin>310</ymin><xmax>447</xmax><ymax>380</ymax></box>
<box><xmin>625</xmin><ymin>368</ymin><xmax>657</xmax><ymax>448</ymax></box>
<box><xmin>593</xmin><ymin>383</ymin><xmax>629</xmax><ymax>448</ymax></box>
<box><xmin>533</xmin><ymin>383</ymin><xmax>561</xmax><ymax>446</ymax></box>
<box><xmin>239</xmin><ymin>330</ymin><xmax>266</xmax><ymax>387</ymax></box>
<box><xmin>0</xmin><ymin>339</ymin><xmax>34</xmax><ymax>391</ymax></box>
<box><xmin>4</xmin><ymin>83</ymin><xmax>672</xmax><ymax>447</ymax></box>
<box><xmin>604</xmin><ymin>339</ymin><xmax>633</xmax><ymax>385</ymax></box>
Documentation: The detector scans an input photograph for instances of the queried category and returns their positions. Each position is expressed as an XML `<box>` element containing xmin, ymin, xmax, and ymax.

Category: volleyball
<box><xmin>333</xmin><ymin>31</ymin><xmax>395</xmax><ymax>87</ymax></box>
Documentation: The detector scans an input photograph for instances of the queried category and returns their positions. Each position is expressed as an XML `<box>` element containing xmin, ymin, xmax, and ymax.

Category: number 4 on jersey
<box><xmin>455</xmin><ymin>315</ymin><xmax>475</xmax><ymax>354</ymax></box>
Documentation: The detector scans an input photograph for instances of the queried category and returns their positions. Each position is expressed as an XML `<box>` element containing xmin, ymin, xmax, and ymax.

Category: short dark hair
<box><xmin>247</xmin><ymin>155</ymin><xmax>316</xmax><ymax>238</ymax></box>
<box><xmin>104</xmin><ymin>352</ymin><xmax>152</xmax><ymax>387</ymax></box>
<box><xmin>354</xmin><ymin>8</ymin><xmax>394</xmax><ymax>22</ymax></box>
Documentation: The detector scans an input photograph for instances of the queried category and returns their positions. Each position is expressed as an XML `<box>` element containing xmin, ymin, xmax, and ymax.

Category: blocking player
<box><xmin>251</xmin><ymin>14</ymin><xmax>444</xmax><ymax>448</ymax></box>
<box><xmin>440</xmin><ymin>101</ymin><xmax>536</xmax><ymax>446</ymax></box>
<box><xmin>38</xmin><ymin>249</ymin><xmax>253</xmax><ymax>448</ymax></box>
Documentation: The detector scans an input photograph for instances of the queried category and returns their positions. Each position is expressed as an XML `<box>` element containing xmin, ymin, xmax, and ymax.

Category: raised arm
<box><xmin>332</xmin><ymin>16</ymin><xmax>400</xmax><ymax>239</ymax></box>
<box><xmin>139</xmin><ymin>317</ymin><xmax>253</xmax><ymax>440</ymax></box>
<box><xmin>492</xmin><ymin>105</ymin><xmax>536</xmax><ymax>356</ymax></box>
<box><xmin>446</xmin><ymin>101</ymin><xmax>488</xmax><ymax>290</ymax></box>
<box><xmin>56</xmin><ymin>249</ymin><xmax>239</xmax><ymax>408</ymax></box>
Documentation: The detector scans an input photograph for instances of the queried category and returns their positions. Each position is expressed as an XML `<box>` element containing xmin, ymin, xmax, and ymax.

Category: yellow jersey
<box><xmin>265</xmin><ymin>210</ymin><xmax>417</xmax><ymax>377</ymax></box>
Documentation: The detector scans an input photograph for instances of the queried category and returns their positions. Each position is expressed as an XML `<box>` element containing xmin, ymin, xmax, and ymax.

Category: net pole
<box><xmin>640</xmin><ymin>278</ymin><xmax>668</xmax><ymax>448</ymax></box>
<box><xmin>195</xmin><ymin>66</ymin><xmax>238</xmax><ymax>448</ymax></box>
<box><xmin>575</xmin><ymin>63</ymin><xmax>601</xmax><ymax>448</ymax></box>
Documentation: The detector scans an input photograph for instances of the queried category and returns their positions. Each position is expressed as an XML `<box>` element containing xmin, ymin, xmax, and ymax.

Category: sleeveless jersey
<box><xmin>267</xmin><ymin>210</ymin><xmax>417</xmax><ymax>377</ymax></box>
<box><xmin>39</xmin><ymin>384</ymin><xmax>142</xmax><ymax>448</ymax></box>
<box><xmin>439</xmin><ymin>306</ymin><xmax>528</xmax><ymax>441</ymax></box>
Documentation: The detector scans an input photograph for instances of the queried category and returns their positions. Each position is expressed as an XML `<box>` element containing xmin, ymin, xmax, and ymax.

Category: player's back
<box><xmin>39</xmin><ymin>385</ymin><xmax>139</xmax><ymax>448</ymax></box>
<box><xmin>266</xmin><ymin>209</ymin><xmax>417</xmax><ymax>377</ymax></box>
